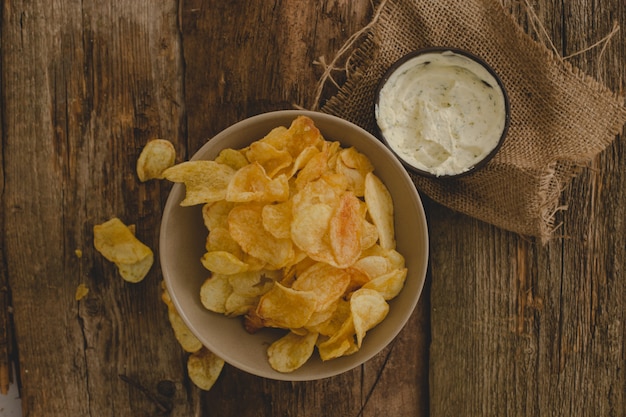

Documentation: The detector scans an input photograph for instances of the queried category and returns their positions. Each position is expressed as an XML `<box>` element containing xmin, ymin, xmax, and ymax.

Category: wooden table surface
<box><xmin>1</xmin><ymin>1</ymin><xmax>625</xmax><ymax>416</ymax></box>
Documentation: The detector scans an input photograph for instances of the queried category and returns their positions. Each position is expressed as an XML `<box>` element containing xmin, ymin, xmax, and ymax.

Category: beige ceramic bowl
<box><xmin>160</xmin><ymin>110</ymin><xmax>429</xmax><ymax>381</ymax></box>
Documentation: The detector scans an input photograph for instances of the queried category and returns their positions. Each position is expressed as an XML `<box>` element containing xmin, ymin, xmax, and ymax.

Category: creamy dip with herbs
<box><xmin>375</xmin><ymin>50</ymin><xmax>507</xmax><ymax>177</ymax></box>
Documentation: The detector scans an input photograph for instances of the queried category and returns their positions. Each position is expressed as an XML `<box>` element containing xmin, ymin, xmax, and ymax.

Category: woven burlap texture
<box><xmin>321</xmin><ymin>0</ymin><xmax>626</xmax><ymax>242</ymax></box>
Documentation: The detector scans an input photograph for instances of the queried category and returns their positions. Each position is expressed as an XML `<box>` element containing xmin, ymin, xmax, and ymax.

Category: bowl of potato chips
<box><xmin>160</xmin><ymin>110</ymin><xmax>428</xmax><ymax>381</ymax></box>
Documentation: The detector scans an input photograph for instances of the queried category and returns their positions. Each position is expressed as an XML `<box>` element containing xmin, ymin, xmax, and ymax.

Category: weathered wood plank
<box><xmin>429</xmin><ymin>1</ymin><xmax>626</xmax><ymax>416</ymax></box>
<box><xmin>1</xmin><ymin>1</ymin><xmax>192</xmax><ymax>415</ymax></box>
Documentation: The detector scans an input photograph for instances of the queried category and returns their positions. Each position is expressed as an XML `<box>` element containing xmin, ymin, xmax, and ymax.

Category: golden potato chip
<box><xmin>287</xmin><ymin>146</ymin><xmax>319</xmax><ymax>178</ymax></box>
<box><xmin>291</xmin><ymin>263</ymin><xmax>350</xmax><ymax>312</ymax></box>
<box><xmin>187</xmin><ymin>347</ymin><xmax>224</xmax><ymax>391</ymax></box>
<box><xmin>282</xmin><ymin>115</ymin><xmax>325</xmax><ymax>158</ymax></box>
<box><xmin>340</xmin><ymin>147</ymin><xmax>375</xmax><ymax>172</ymax></box>
<box><xmin>93</xmin><ymin>217</ymin><xmax>154</xmax><ymax>282</ymax></box>
<box><xmin>225</xmin><ymin>292</ymin><xmax>259</xmax><ymax>317</ymax></box>
<box><xmin>245</xmin><ymin>141</ymin><xmax>293</xmax><ymax>178</ymax></box>
<box><xmin>364</xmin><ymin>172</ymin><xmax>396</xmax><ymax>250</ymax></box>
<box><xmin>228</xmin><ymin>204</ymin><xmax>294</xmax><ymax>268</ymax></box>
<box><xmin>293</xmin><ymin>149</ymin><xmax>330</xmax><ymax>190</ymax></box>
<box><xmin>200</xmin><ymin>274</ymin><xmax>233</xmax><ymax>314</ymax></box>
<box><xmin>256</xmin><ymin>282</ymin><xmax>318</xmax><ymax>329</ymax></box>
<box><xmin>362</xmin><ymin>245</ymin><xmax>406</xmax><ymax>270</ymax></box>
<box><xmin>261</xmin><ymin>201</ymin><xmax>292</xmax><ymax>239</ymax></box>
<box><xmin>229</xmin><ymin>270</ymin><xmax>276</xmax><ymax>298</ymax></box>
<box><xmin>304</xmin><ymin>301</ymin><xmax>339</xmax><ymax>329</ymax></box>
<box><xmin>350</xmin><ymin>288</ymin><xmax>389</xmax><ymax>348</ymax></box>
<box><xmin>361</xmin><ymin>219</ymin><xmax>379</xmax><ymax>250</ymax></box>
<box><xmin>226</xmin><ymin>163</ymin><xmax>289</xmax><ymax>203</ymax></box>
<box><xmin>332</xmin><ymin>148</ymin><xmax>373</xmax><ymax>197</ymax></box>
<box><xmin>116</xmin><ymin>253</ymin><xmax>154</xmax><ymax>283</ymax></box>
<box><xmin>205</xmin><ymin>227</ymin><xmax>242</xmax><ymax>255</ymax></box>
<box><xmin>329</xmin><ymin>192</ymin><xmax>363</xmax><ymax>268</ymax></box>
<box><xmin>316</xmin><ymin>315</ymin><xmax>356</xmax><ymax>361</ymax></box>
<box><xmin>136</xmin><ymin>139</ymin><xmax>176</xmax><ymax>182</ymax></box>
<box><xmin>167</xmin><ymin>304</ymin><xmax>203</xmax><ymax>353</ymax></box>
<box><xmin>201</xmin><ymin>251</ymin><xmax>249</xmax><ymax>275</ymax></box>
<box><xmin>163</xmin><ymin>161</ymin><xmax>236</xmax><ymax>206</ymax></box>
<box><xmin>257</xmin><ymin>126</ymin><xmax>290</xmax><ymax>149</ymax></box>
<box><xmin>215</xmin><ymin>148</ymin><xmax>249</xmax><ymax>170</ymax></box>
<box><xmin>290</xmin><ymin>203</ymin><xmax>333</xmax><ymax>262</ymax></box>
<box><xmin>352</xmin><ymin>255</ymin><xmax>390</xmax><ymax>280</ymax></box>
<box><xmin>202</xmin><ymin>201</ymin><xmax>235</xmax><ymax>232</ymax></box>
<box><xmin>308</xmin><ymin>298</ymin><xmax>351</xmax><ymax>337</ymax></box>
<box><xmin>160</xmin><ymin>284</ymin><xmax>203</xmax><ymax>352</ymax></box>
<box><xmin>267</xmin><ymin>331</ymin><xmax>318</xmax><ymax>373</ymax></box>
<box><xmin>362</xmin><ymin>268</ymin><xmax>408</xmax><ymax>300</ymax></box>
<box><xmin>93</xmin><ymin>218</ymin><xmax>151</xmax><ymax>264</ymax></box>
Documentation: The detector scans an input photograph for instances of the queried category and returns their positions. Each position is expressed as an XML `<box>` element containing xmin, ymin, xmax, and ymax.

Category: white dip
<box><xmin>375</xmin><ymin>50</ymin><xmax>507</xmax><ymax>177</ymax></box>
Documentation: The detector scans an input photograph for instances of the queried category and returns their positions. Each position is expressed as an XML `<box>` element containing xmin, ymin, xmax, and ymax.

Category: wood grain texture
<box><xmin>429</xmin><ymin>1</ymin><xmax>626</xmax><ymax>416</ymax></box>
<box><xmin>1</xmin><ymin>1</ymin><xmax>192</xmax><ymax>415</ymax></box>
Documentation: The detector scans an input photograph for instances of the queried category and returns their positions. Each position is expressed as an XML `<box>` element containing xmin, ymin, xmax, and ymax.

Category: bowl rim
<box><xmin>374</xmin><ymin>46</ymin><xmax>511</xmax><ymax>179</ymax></box>
<box><xmin>160</xmin><ymin>109</ymin><xmax>429</xmax><ymax>380</ymax></box>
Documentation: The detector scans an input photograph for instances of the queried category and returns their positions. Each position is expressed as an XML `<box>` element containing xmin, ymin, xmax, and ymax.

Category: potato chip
<box><xmin>261</xmin><ymin>201</ymin><xmax>292</xmax><ymax>239</ymax></box>
<box><xmin>160</xmin><ymin>284</ymin><xmax>203</xmax><ymax>352</ymax></box>
<box><xmin>136</xmin><ymin>139</ymin><xmax>176</xmax><ymax>182</ymax></box>
<box><xmin>364</xmin><ymin>172</ymin><xmax>396</xmax><ymax>250</ymax></box>
<box><xmin>267</xmin><ymin>331</ymin><xmax>318</xmax><ymax>373</ymax></box>
<box><xmin>362</xmin><ymin>245</ymin><xmax>406</xmax><ymax>270</ymax></box>
<box><xmin>333</xmin><ymin>148</ymin><xmax>374</xmax><ymax>197</ymax></box>
<box><xmin>360</xmin><ymin>218</ymin><xmax>379</xmax><ymax>250</ymax></box>
<box><xmin>163</xmin><ymin>161</ymin><xmax>236</xmax><ymax>206</ymax></box>
<box><xmin>228</xmin><ymin>203</ymin><xmax>294</xmax><ymax>268</ymax></box>
<box><xmin>256</xmin><ymin>282</ymin><xmax>318</xmax><ymax>329</ymax></box>
<box><xmin>257</xmin><ymin>126</ymin><xmax>290</xmax><ymax>149</ymax></box>
<box><xmin>200</xmin><ymin>274</ymin><xmax>233</xmax><ymax>314</ymax></box>
<box><xmin>116</xmin><ymin>253</ymin><xmax>154</xmax><ymax>283</ymax></box>
<box><xmin>215</xmin><ymin>148</ymin><xmax>249</xmax><ymax>170</ymax></box>
<box><xmin>94</xmin><ymin>218</ymin><xmax>151</xmax><ymax>264</ymax></box>
<box><xmin>329</xmin><ymin>192</ymin><xmax>363</xmax><ymax>268</ymax></box>
<box><xmin>293</xmin><ymin>149</ymin><xmax>330</xmax><ymax>190</ymax></box>
<box><xmin>93</xmin><ymin>217</ymin><xmax>154</xmax><ymax>283</ymax></box>
<box><xmin>290</xmin><ymin>202</ymin><xmax>333</xmax><ymax>261</ymax></box>
<box><xmin>187</xmin><ymin>347</ymin><xmax>224</xmax><ymax>391</ymax></box>
<box><xmin>229</xmin><ymin>270</ymin><xmax>276</xmax><ymax>298</ymax></box>
<box><xmin>282</xmin><ymin>115</ymin><xmax>325</xmax><ymax>158</ymax></box>
<box><xmin>304</xmin><ymin>301</ymin><xmax>339</xmax><ymax>328</ymax></box>
<box><xmin>286</xmin><ymin>146</ymin><xmax>319</xmax><ymax>178</ymax></box>
<box><xmin>225</xmin><ymin>292</ymin><xmax>259</xmax><ymax>317</ymax></box>
<box><xmin>352</xmin><ymin>255</ymin><xmax>390</xmax><ymax>280</ymax></box>
<box><xmin>205</xmin><ymin>227</ymin><xmax>242</xmax><ymax>254</ymax></box>
<box><xmin>350</xmin><ymin>288</ymin><xmax>389</xmax><ymax>348</ymax></box>
<box><xmin>291</xmin><ymin>262</ymin><xmax>350</xmax><ymax>312</ymax></box>
<box><xmin>201</xmin><ymin>250</ymin><xmax>249</xmax><ymax>275</ymax></box>
<box><xmin>316</xmin><ymin>315</ymin><xmax>356</xmax><ymax>361</ymax></box>
<box><xmin>245</xmin><ymin>141</ymin><xmax>293</xmax><ymax>178</ymax></box>
<box><xmin>226</xmin><ymin>163</ymin><xmax>289</xmax><ymax>203</ymax></box>
<box><xmin>362</xmin><ymin>268</ymin><xmax>408</xmax><ymax>300</ymax></box>
<box><xmin>202</xmin><ymin>201</ymin><xmax>235</xmax><ymax>232</ymax></box>
<box><xmin>166</xmin><ymin>304</ymin><xmax>203</xmax><ymax>353</ymax></box>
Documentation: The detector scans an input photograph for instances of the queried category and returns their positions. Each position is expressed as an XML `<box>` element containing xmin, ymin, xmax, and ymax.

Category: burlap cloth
<box><xmin>319</xmin><ymin>0</ymin><xmax>626</xmax><ymax>242</ymax></box>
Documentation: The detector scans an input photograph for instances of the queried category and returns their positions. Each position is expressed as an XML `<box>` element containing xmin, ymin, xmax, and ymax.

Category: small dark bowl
<box><xmin>374</xmin><ymin>47</ymin><xmax>510</xmax><ymax>179</ymax></box>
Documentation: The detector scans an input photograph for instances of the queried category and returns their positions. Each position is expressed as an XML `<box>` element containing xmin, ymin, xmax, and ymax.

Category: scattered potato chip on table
<box><xmin>93</xmin><ymin>217</ymin><xmax>154</xmax><ymax>283</ymax></box>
